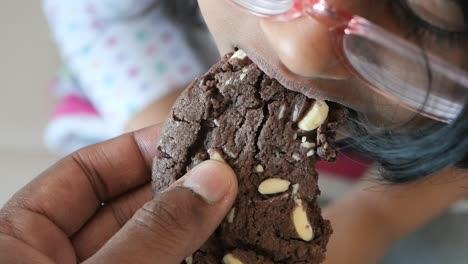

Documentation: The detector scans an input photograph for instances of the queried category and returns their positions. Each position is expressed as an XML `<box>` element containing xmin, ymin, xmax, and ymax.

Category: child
<box><xmin>197</xmin><ymin>1</ymin><xmax>468</xmax><ymax>263</ymax></box>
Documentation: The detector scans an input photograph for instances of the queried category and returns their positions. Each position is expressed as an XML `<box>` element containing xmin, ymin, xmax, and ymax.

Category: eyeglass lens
<box><xmin>344</xmin><ymin>29</ymin><xmax>465</xmax><ymax>122</ymax></box>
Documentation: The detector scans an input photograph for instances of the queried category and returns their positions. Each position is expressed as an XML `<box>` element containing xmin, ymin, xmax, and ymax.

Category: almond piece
<box><xmin>298</xmin><ymin>101</ymin><xmax>329</xmax><ymax>131</ymax></box>
<box><xmin>292</xmin><ymin>199</ymin><xmax>314</xmax><ymax>241</ymax></box>
<box><xmin>258</xmin><ymin>178</ymin><xmax>291</xmax><ymax>195</ymax></box>
<box><xmin>223</xmin><ymin>253</ymin><xmax>244</xmax><ymax>264</ymax></box>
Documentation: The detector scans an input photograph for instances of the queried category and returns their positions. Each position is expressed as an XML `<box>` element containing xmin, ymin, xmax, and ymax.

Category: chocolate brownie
<box><xmin>152</xmin><ymin>50</ymin><xmax>345</xmax><ymax>264</ymax></box>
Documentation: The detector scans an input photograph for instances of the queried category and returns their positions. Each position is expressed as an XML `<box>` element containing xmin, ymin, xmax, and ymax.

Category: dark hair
<box><xmin>159</xmin><ymin>0</ymin><xmax>468</xmax><ymax>183</ymax></box>
<box><xmin>342</xmin><ymin>105</ymin><xmax>468</xmax><ymax>183</ymax></box>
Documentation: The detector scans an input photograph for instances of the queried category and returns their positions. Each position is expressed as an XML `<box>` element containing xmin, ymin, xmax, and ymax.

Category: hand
<box><xmin>0</xmin><ymin>125</ymin><xmax>238</xmax><ymax>264</ymax></box>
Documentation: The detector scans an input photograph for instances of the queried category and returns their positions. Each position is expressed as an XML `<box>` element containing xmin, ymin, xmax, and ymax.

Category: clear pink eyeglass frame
<box><xmin>228</xmin><ymin>0</ymin><xmax>468</xmax><ymax>123</ymax></box>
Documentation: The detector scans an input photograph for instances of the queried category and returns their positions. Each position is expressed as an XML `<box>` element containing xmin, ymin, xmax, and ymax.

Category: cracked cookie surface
<box><xmin>152</xmin><ymin>52</ymin><xmax>344</xmax><ymax>264</ymax></box>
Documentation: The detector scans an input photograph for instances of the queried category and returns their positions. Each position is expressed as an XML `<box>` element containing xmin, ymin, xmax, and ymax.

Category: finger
<box><xmin>72</xmin><ymin>184</ymin><xmax>152</xmax><ymax>261</ymax></box>
<box><xmin>0</xmin><ymin>234</ymin><xmax>55</xmax><ymax>264</ymax></box>
<box><xmin>0</xmin><ymin>125</ymin><xmax>161</xmax><ymax>263</ymax></box>
<box><xmin>86</xmin><ymin>160</ymin><xmax>238</xmax><ymax>264</ymax></box>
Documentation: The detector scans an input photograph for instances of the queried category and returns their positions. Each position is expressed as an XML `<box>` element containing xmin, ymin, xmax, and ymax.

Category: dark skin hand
<box><xmin>0</xmin><ymin>125</ymin><xmax>238</xmax><ymax>264</ymax></box>
<box><xmin>2</xmin><ymin>124</ymin><xmax>466</xmax><ymax>264</ymax></box>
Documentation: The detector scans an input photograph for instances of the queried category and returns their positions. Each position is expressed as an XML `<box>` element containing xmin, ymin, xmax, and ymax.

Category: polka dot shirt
<box><xmin>43</xmin><ymin>0</ymin><xmax>205</xmax><ymax>133</ymax></box>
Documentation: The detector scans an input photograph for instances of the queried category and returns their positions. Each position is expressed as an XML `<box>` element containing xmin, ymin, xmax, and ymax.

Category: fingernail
<box><xmin>183</xmin><ymin>160</ymin><xmax>232</xmax><ymax>203</ymax></box>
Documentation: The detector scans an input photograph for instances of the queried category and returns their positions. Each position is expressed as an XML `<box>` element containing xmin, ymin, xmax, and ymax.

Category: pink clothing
<box><xmin>53</xmin><ymin>95</ymin><xmax>99</xmax><ymax>117</ymax></box>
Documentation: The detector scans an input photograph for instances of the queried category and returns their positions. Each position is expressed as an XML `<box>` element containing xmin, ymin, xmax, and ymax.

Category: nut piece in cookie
<box><xmin>185</xmin><ymin>256</ymin><xmax>193</xmax><ymax>264</ymax></box>
<box><xmin>258</xmin><ymin>178</ymin><xmax>291</xmax><ymax>195</ymax></box>
<box><xmin>208</xmin><ymin>149</ymin><xmax>225</xmax><ymax>162</ymax></box>
<box><xmin>229</xmin><ymin>49</ymin><xmax>247</xmax><ymax>61</ymax></box>
<box><xmin>223</xmin><ymin>253</ymin><xmax>244</xmax><ymax>264</ymax></box>
<box><xmin>298</xmin><ymin>101</ymin><xmax>329</xmax><ymax>131</ymax></box>
<box><xmin>226</xmin><ymin>207</ymin><xmax>236</xmax><ymax>223</ymax></box>
<box><xmin>292</xmin><ymin>199</ymin><xmax>314</xmax><ymax>241</ymax></box>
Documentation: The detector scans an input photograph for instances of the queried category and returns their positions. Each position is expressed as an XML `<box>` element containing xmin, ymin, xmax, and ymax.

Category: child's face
<box><xmin>198</xmin><ymin>0</ymin><xmax>467</xmax><ymax>124</ymax></box>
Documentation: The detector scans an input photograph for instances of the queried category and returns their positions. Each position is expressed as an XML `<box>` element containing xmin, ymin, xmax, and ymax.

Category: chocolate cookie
<box><xmin>152</xmin><ymin>50</ymin><xmax>345</xmax><ymax>264</ymax></box>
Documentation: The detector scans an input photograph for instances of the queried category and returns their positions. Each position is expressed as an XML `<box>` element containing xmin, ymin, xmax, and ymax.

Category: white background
<box><xmin>0</xmin><ymin>1</ymin><xmax>60</xmax><ymax>206</ymax></box>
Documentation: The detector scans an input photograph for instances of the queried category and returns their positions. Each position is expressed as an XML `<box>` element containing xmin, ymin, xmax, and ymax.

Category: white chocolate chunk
<box><xmin>292</xmin><ymin>184</ymin><xmax>300</xmax><ymax>197</ymax></box>
<box><xmin>292</xmin><ymin>199</ymin><xmax>314</xmax><ymax>241</ymax></box>
<box><xmin>298</xmin><ymin>101</ymin><xmax>329</xmax><ymax>131</ymax></box>
<box><xmin>292</xmin><ymin>153</ymin><xmax>302</xmax><ymax>161</ymax></box>
<box><xmin>214</xmin><ymin>119</ymin><xmax>220</xmax><ymax>127</ymax></box>
<box><xmin>185</xmin><ymin>256</ymin><xmax>193</xmax><ymax>264</ymax></box>
<box><xmin>208</xmin><ymin>149</ymin><xmax>225</xmax><ymax>162</ymax></box>
<box><xmin>223</xmin><ymin>253</ymin><xmax>244</xmax><ymax>264</ymax></box>
<box><xmin>255</xmin><ymin>164</ymin><xmax>265</xmax><ymax>173</ymax></box>
<box><xmin>292</xmin><ymin>104</ymin><xmax>300</xmax><ymax>122</ymax></box>
<box><xmin>301</xmin><ymin>136</ymin><xmax>307</xmax><ymax>143</ymax></box>
<box><xmin>229</xmin><ymin>50</ymin><xmax>247</xmax><ymax>61</ymax></box>
<box><xmin>301</xmin><ymin>142</ymin><xmax>316</xmax><ymax>149</ymax></box>
<box><xmin>223</xmin><ymin>148</ymin><xmax>238</xmax><ymax>159</ymax></box>
<box><xmin>239</xmin><ymin>73</ymin><xmax>247</xmax><ymax>80</ymax></box>
<box><xmin>306</xmin><ymin>150</ymin><xmax>316</xmax><ymax>157</ymax></box>
<box><xmin>278</xmin><ymin>105</ymin><xmax>286</xmax><ymax>119</ymax></box>
<box><xmin>227</xmin><ymin>207</ymin><xmax>236</xmax><ymax>223</ymax></box>
<box><xmin>258</xmin><ymin>178</ymin><xmax>291</xmax><ymax>195</ymax></box>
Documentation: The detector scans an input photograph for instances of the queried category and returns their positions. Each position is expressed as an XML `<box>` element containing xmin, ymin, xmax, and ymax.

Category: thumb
<box><xmin>86</xmin><ymin>160</ymin><xmax>238</xmax><ymax>264</ymax></box>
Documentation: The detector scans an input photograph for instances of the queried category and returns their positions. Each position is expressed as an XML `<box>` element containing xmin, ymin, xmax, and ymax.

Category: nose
<box><xmin>259</xmin><ymin>7</ymin><xmax>351</xmax><ymax>79</ymax></box>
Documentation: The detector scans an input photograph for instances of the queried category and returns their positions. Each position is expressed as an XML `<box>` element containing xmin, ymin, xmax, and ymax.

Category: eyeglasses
<box><xmin>228</xmin><ymin>0</ymin><xmax>468</xmax><ymax>123</ymax></box>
